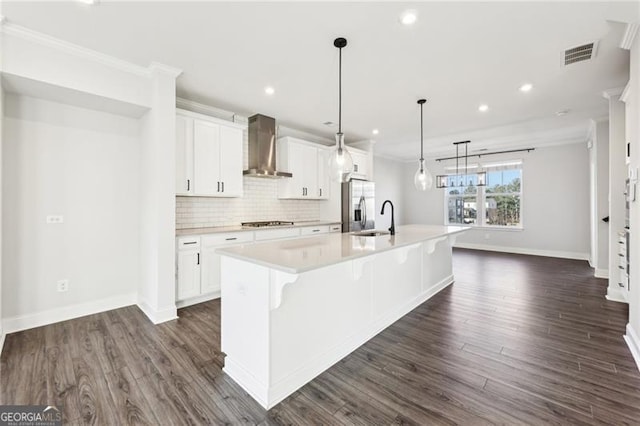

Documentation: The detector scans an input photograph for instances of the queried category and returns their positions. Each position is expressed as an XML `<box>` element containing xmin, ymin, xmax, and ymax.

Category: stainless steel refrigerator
<box><xmin>341</xmin><ymin>180</ymin><xmax>375</xmax><ymax>232</ymax></box>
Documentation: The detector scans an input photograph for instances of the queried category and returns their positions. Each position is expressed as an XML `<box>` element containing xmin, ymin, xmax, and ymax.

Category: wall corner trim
<box><xmin>624</xmin><ymin>323</ymin><xmax>640</xmax><ymax>372</ymax></box>
<box><xmin>594</xmin><ymin>268</ymin><xmax>609</xmax><ymax>279</ymax></box>
<box><xmin>137</xmin><ymin>300</ymin><xmax>178</xmax><ymax>325</ymax></box>
<box><xmin>620</xmin><ymin>23</ymin><xmax>640</xmax><ymax>50</ymax></box>
<box><xmin>148</xmin><ymin>62</ymin><xmax>183</xmax><ymax>78</ymax></box>
<box><xmin>0</xmin><ymin>329</ymin><xmax>5</xmax><ymax>358</ymax></box>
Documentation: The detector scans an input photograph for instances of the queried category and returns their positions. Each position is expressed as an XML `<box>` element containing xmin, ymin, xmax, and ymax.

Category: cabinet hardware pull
<box><xmin>312</xmin><ymin>229</ymin><xmax>320</xmax><ymax>232</ymax></box>
<box><xmin>354</xmin><ymin>164</ymin><xmax>358</xmax><ymax>172</ymax></box>
<box><xmin>222</xmin><ymin>182</ymin><xmax>225</xmax><ymax>192</ymax></box>
<box><xmin>184</xmin><ymin>241</ymin><xmax>197</xmax><ymax>245</ymax></box>
<box><xmin>619</xmin><ymin>265</ymin><xmax>625</xmax><ymax>269</ymax></box>
<box><xmin>217</xmin><ymin>182</ymin><xmax>220</xmax><ymax>192</ymax></box>
<box><xmin>619</xmin><ymin>253</ymin><xmax>625</xmax><ymax>257</ymax></box>
<box><xmin>225</xmin><ymin>237</ymin><xmax>237</xmax><ymax>241</ymax></box>
<box><xmin>197</xmin><ymin>253</ymin><xmax>200</xmax><ymax>265</ymax></box>
<box><xmin>187</xmin><ymin>179</ymin><xmax>190</xmax><ymax>191</ymax></box>
<box><xmin>319</xmin><ymin>188</ymin><xmax>322</xmax><ymax>197</ymax></box>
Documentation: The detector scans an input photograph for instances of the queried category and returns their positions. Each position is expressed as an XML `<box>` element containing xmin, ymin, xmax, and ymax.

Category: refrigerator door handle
<box><xmin>359</xmin><ymin>195</ymin><xmax>366</xmax><ymax>228</ymax></box>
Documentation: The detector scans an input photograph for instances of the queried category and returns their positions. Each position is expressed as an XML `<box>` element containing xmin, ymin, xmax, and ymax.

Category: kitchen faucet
<box><xmin>380</xmin><ymin>200</ymin><xmax>395</xmax><ymax>235</ymax></box>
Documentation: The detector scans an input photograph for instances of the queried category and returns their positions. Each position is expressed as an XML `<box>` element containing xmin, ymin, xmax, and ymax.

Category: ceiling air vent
<box><xmin>564</xmin><ymin>42</ymin><xmax>597</xmax><ymax>66</ymax></box>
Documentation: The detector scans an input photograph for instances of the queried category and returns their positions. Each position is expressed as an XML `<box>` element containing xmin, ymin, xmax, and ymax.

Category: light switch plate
<box><xmin>46</xmin><ymin>215</ymin><xmax>64</xmax><ymax>224</ymax></box>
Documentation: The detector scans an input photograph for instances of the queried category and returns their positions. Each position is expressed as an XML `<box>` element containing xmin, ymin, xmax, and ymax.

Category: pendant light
<box><xmin>328</xmin><ymin>37</ymin><xmax>354</xmax><ymax>183</ymax></box>
<box><xmin>414</xmin><ymin>99</ymin><xmax>434</xmax><ymax>191</ymax></box>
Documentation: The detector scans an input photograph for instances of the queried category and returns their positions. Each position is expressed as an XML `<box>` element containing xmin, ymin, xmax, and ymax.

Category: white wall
<box><xmin>404</xmin><ymin>143</ymin><xmax>591</xmax><ymax>259</ymax></box>
<box><xmin>374</xmin><ymin>155</ymin><xmax>407</xmax><ymax>227</ymax></box>
<box><xmin>2</xmin><ymin>94</ymin><xmax>140</xmax><ymax>330</ymax></box>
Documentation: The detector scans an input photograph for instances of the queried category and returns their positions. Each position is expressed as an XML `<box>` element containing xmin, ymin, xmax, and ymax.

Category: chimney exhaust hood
<box><xmin>243</xmin><ymin>114</ymin><xmax>292</xmax><ymax>178</ymax></box>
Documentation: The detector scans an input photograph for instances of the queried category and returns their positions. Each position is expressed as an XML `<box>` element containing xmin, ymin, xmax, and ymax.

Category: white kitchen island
<box><xmin>217</xmin><ymin>224</ymin><xmax>468</xmax><ymax>409</ymax></box>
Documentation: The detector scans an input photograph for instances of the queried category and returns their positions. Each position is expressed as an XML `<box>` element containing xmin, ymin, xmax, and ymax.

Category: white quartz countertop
<box><xmin>176</xmin><ymin>220</ymin><xmax>341</xmax><ymax>236</ymax></box>
<box><xmin>217</xmin><ymin>224</ymin><xmax>469</xmax><ymax>274</ymax></box>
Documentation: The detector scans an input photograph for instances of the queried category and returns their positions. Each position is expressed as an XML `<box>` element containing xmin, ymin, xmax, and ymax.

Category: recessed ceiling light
<box><xmin>519</xmin><ymin>83</ymin><xmax>533</xmax><ymax>92</ymax></box>
<box><xmin>264</xmin><ymin>86</ymin><xmax>275</xmax><ymax>95</ymax></box>
<box><xmin>478</xmin><ymin>104</ymin><xmax>489</xmax><ymax>112</ymax></box>
<box><xmin>372</xmin><ymin>129</ymin><xmax>379</xmax><ymax>135</ymax></box>
<box><xmin>400</xmin><ymin>10</ymin><xmax>417</xmax><ymax>26</ymax></box>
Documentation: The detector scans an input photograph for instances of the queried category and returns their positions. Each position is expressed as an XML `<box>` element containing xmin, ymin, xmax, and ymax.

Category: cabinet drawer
<box><xmin>178</xmin><ymin>236</ymin><xmax>200</xmax><ymax>250</ymax></box>
<box><xmin>254</xmin><ymin>228</ymin><xmax>300</xmax><ymax>241</ymax></box>
<box><xmin>300</xmin><ymin>225</ymin><xmax>330</xmax><ymax>236</ymax></box>
<box><xmin>202</xmin><ymin>232</ymin><xmax>254</xmax><ymax>247</ymax></box>
<box><xmin>329</xmin><ymin>224</ymin><xmax>342</xmax><ymax>233</ymax></box>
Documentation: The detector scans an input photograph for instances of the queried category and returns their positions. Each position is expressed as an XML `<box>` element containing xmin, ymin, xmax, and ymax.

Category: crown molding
<box><xmin>602</xmin><ymin>87</ymin><xmax>625</xmax><ymax>100</ymax></box>
<box><xmin>620</xmin><ymin>22</ymin><xmax>640</xmax><ymax>50</ymax></box>
<box><xmin>176</xmin><ymin>97</ymin><xmax>244</xmax><ymax>123</ymax></box>
<box><xmin>1</xmin><ymin>22</ymin><xmax>149</xmax><ymax>77</ymax></box>
<box><xmin>148</xmin><ymin>62</ymin><xmax>182</xmax><ymax>78</ymax></box>
<box><xmin>621</xmin><ymin>81</ymin><xmax>631</xmax><ymax>103</ymax></box>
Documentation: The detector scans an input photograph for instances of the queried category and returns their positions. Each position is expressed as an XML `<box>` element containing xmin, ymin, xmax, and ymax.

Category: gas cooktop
<box><xmin>241</xmin><ymin>221</ymin><xmax>295</xmax><ymax>228</ymax></box>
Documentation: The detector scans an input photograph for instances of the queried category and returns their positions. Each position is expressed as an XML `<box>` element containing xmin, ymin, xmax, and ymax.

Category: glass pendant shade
<box><xmin>329</xmin><ymin>133</ymin><xmax>353</xmax><ymax>183</ymax></box>
<box><xmin>414</xmin><ymin>158</ymin><xmax>433</xmax><ymax>191</ymax></box>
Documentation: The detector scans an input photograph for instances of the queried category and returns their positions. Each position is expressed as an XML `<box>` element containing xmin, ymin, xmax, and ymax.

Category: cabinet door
<box><xmin>175</xmin><ymin>115</ymin><xmax>194</xmax><ymax>195</ymax></box>
<box><xmin>218</xmin><ymin>125</ymin><xmax>244</xmax><ymax>197</ymax></box>
<box><xmin>351</xmin><ymin>150</ymin><xmax>369</xmax><ymax>180</ymax></box>
<box><xmin>200</xmin><ymin>246</ymin><xmax>221</xmax><ymax>294</ymax></box>
<box><xmin>193</xmin><ymin>120</ymin><xmax>221</xmax><ymax>196</ymax></box>
<box><xmin>317</xmin><ymin>148</ymin><xmax>330</xmax><ymax>199</ymax></box>
<box><xmin>289</xmin><ymin>141</ymin><xmax>309</xmax><ymax>198</ymax></box>
<box><xmin>303</xmin><ymin>145</ymin><xmax>319</xmax><ymax>199</ymax></box>
<box><xmin>177</xmin><ymin>249</ymin><xmax>201</xmax><ymax>300</ymax></box>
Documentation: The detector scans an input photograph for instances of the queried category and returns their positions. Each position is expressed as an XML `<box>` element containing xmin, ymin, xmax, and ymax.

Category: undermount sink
<box><xmin>351</xmin><ymin>230</ymin><xmax>390</xmax><ymax>237</ymax></box>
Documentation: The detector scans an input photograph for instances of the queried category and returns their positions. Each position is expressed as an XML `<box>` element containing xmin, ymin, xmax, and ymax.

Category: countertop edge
<box><xmin>217</xmin><ymin>226</ymin><xmax>470</xmax><ymax>274</ymax></box>
<box><xmin>176</xmin><ymin>221</ymin><xmax>342</xmax><ymax>237</ymax></box>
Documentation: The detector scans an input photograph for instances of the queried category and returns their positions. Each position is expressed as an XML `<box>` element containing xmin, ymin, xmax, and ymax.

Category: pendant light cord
<box><xmin>420</xmin><ymin>102</ymin><xmax>424</xmax><ymax>161</ymax></box>
<box><xmin>338</xmin><ymin>46</ymin><xmax>342</xmax><ymax>135</ymax></box>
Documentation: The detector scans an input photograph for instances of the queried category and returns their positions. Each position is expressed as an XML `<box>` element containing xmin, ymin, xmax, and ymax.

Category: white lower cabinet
<box><xmin>300</xmin><ymin>225</ymin><xmax>329</xmax><ymax>236</ymax></box>
<box><xmin>177</xmin><ymin>237</ymin><xmax>201</xmax><ymax>301</ymax></box>
<box><xmin>176</xmin><ymin>232</ymin><xmax>252</xmax><ymax>308</ymax></box>
<box><xmin>176</xmin><ymin>223</ymin><xmax>342</xmax><ymax>308</ymax></box>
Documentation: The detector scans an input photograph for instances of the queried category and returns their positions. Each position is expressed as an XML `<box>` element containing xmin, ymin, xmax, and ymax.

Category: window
<box><xmin>445</xmin><ymin>161</ymin><xmax>522</xmax><ymax>228</ymax></box>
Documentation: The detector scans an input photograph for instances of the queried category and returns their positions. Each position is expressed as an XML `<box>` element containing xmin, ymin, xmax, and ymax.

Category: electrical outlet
<box><xmin>57</xmin><ymin>279</ymin><xmax>69</xmax><ymax>292</ymax></box>
<box><xmin>46</xmin><ymin>215</ymin><xmax>64</xmax><ymax>224</ymax></box>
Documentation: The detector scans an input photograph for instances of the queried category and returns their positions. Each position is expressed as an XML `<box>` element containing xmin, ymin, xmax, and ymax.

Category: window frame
<box><xmin>443</xmin><ymin>161</ymin><xmax>524</xmax><ymax>230</ymax></box>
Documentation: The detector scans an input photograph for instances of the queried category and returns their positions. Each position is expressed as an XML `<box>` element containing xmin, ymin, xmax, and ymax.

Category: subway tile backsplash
<box><xmin>176</xmin><ymin>178</ymin><xmax>321</xmax><ymax>229</ymax></box>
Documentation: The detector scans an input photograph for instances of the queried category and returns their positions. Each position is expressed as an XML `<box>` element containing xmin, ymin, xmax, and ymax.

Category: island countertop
<box><xmin>217</xmin><ymin>224</ymin><xmax>469</xmax><ymax>274</ymax></box>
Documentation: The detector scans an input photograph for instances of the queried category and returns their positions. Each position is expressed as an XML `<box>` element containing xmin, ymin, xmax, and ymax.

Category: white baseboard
<box><xmin>176</xmin><ymin>291</ymin><xmax>220</xmax><ymax>309</ymax></box>
<box><xmin>454</xmin><ymin>242</ymin><xmax>589</xmax><ymax>261</ymax></box>
<box><xmin>605</xmin><ymin>285</ymin><xmax>628</xmax><ymax>303</ymax></box>
<box><xmin>594</xmin><ymin>268</ymin><xmax>609</xmax><ymax>279</ymax></box>
<box><xmin>624</xmin><ymin>323</ymin><xmax>640</xmax><ymax>372</ymax></box>
<box><xmin>3</xmin><ymin>293</ymin><xmax>137</xmax><ymax>334</ymax></box>
<box><xmin>0</xmin><ymin>326</ymin><xmax>5</xmax><ymax>357</ymax></box>
<box><xmin>137</xmin><ymin>299</ymin><xmax>178</xmax><ymax>324</ymax></box>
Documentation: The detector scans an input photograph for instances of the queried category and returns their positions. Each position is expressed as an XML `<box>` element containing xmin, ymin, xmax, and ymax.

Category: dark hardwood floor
<box><xmin>2</xmin><ymin>248</ymin><xmax>640</xmax><ymax>425</ymax></box>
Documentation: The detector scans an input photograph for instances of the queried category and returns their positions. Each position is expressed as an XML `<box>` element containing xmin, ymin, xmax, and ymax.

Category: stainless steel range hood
<box><xmin>243</xmin><ymin>114</ymin><xmax>292</xmax><ymax>178</ymax></box>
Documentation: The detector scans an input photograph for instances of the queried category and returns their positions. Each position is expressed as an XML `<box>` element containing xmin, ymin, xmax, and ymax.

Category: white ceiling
<box><xmin>1</xmin><ymin>1</ymin><xmax>636</xmax><ymax>160</ymax></box>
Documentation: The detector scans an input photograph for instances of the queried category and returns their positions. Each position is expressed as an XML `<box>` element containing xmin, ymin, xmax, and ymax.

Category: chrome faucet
<box><xmin>380</xmin><ymin>200</ymin><xmax>395</xmax><ymax>235</ymax></box>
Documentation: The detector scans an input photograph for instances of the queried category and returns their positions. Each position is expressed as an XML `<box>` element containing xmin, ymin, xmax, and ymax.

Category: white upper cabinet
<box><xmin>175</xmin><ymin>114</ymin><xmax>194</xmax><ymax>195</ymax></box>
<box><xmin>277</xmin><ymin>137</ymin><xmax>329</xmax><ymax>200</ymax></box>
<box><xmin>175</xmin><ymin>109</ymin><xmax>244</xmax><ymax>198</ymax></box>
<box><xmin>349</xmin><ymin>147</ymin><xmax>372</xmax><ymax>181</ymax></box>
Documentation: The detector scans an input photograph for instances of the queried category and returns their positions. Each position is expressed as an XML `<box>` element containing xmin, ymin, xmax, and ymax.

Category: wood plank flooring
<box><xmin>2</xmin><ymin>248</ymin><xmax>640</xmax><ymax>424</ymax></box>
